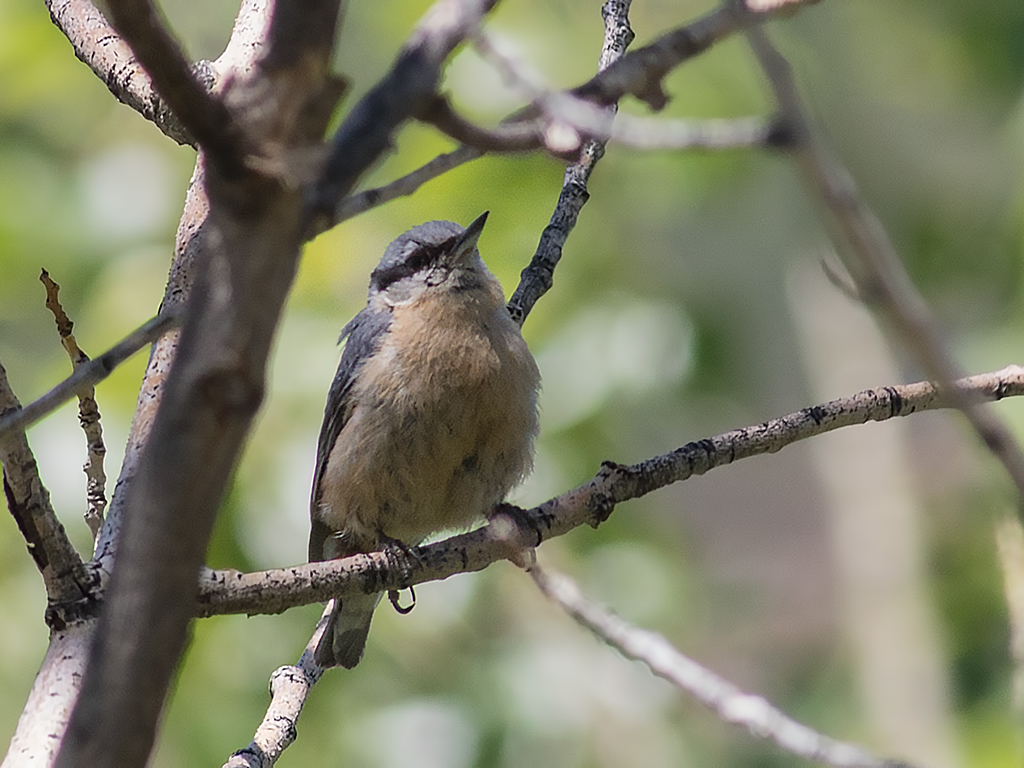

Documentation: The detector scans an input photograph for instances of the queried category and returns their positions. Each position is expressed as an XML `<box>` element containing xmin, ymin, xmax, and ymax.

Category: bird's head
<box><xmin>369</xmin><ymin>212</ymin><xmax>491</xmax><ymax>305</ymax></box>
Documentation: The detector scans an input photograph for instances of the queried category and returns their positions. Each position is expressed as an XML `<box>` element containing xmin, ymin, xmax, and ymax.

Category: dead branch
<box><xmin>40</xmin><ymin>270</ymin><xmax>108</xmax><ymax>540</ymax></box>
<box><xmin>530</xmin><ymin>563</ymin><xmax>914</xmax><ymax>768</ymax></box>
<box><xmin>746</xmin><ymin>28</ymin><xmax>1024</xmax><ymax>516</ymax></box>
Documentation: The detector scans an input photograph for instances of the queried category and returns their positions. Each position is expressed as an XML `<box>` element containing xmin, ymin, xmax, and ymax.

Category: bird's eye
<box><xmin>425</xmin><ymin>266</ymin><xmax>449</xmax><ymax>287</ymax></box>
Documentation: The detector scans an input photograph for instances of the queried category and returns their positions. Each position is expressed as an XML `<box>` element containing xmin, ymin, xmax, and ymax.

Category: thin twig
<box><xmin>195</xmin><ymin>366</ymin><xmax>1024</xmax><ymax>617</ymax></box>
<box><xmin>223</xmin><ymin>606</ymin><xmax>330</xmax><ymax>768</ymax></box>
<box><xmin>530</xmin><ymin>564</ymin><xmax>914</xmax><ymax>768</ymax></box>
<box><xmin>40</xmin><ymin>270</ymin><xmax>107</xmax><ymax>540</ymax></box>
<box><xmin>570</xmin><ymin>0</ymin><xmax>819</xmax><ymax>112</ymax></box>
<box><xmin>470</xmin><ymin>30</ymin><xmax>782</xmax><ymax>154</ymax></box>
<box><xmin>507</xmin><ymin>0</ymin><xmax>633</xmax><ymax>326</ymax></box>
<box><xmin>746</xmin><ymin>27</ymin><xmax>1024</xmax><ymax>520</ymax></box>
<box><xmin>0</xmin><ymin>310</ymin><xmax>181</xmax><ymax>443</ymax></box>
<box><xmin>333</xmin><ymin>146</ymin><xmax>484</xmax><ymax>223</ymax></box>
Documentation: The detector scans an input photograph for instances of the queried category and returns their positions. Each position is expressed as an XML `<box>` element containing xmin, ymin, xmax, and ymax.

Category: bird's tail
<box><xmin>315</xmin><ymin>591</ymin><xmax>383</xmax><ymax>669</ymax></box>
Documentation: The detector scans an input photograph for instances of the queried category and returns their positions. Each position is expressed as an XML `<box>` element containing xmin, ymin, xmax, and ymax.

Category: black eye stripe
<box><xmin>370</xmin><ymin>233</ymin><xmax>461</xmax><ymax>292</ymax></box>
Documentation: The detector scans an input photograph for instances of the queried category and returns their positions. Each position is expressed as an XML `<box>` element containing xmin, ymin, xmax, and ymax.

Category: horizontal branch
<box><xmin>194</xmin><ymin>365</ymin><xmax>1024</xmax><ymax>617</ymax></box>
<box><xmin>530</xmin><ymin>564</ymin><xmax>913</xmax><ymax>768</ymax></box>
<box><xmin>466</xmin><ymin>28</ymin><xmax>786</xmax><ymax>155</ymax></box>
<box><xmin>424</xmin><ymin>96</ymin><xmax>784</xmax><ymax>155</ymax></box>
<box><xmin>0</xmin><ymin>310</ymin><xmax>180</xmax><ymax>443</ymax></box>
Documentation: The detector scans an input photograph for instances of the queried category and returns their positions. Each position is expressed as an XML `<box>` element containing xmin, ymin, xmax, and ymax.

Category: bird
<box><xmin>309</xmin><ymin>212</ymin><xmax>541</xmax><ymax>668</ymax></box>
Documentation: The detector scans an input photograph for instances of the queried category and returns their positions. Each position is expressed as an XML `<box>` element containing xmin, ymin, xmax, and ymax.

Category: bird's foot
<box><xmin>378</xmin><ymin>534</ymin><xmax>421</xmax><ymax>614</ymax></box>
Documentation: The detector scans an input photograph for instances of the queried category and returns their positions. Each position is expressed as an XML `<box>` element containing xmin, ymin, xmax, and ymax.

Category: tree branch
<box><xmin>40</xmin><ymin>270</ymin><xmax>109</xmax><ymax>540</ymax></box>
<box><xmin>0</xmin><ymin>310</ymin><xmax>180</xmax><ymax>444</ymax></box>
<box><xmin>570</xmin><ymin>0</ymin><xmax>819</xmax><ymax>112</ymax></box>
<box><xmin>337</xmin><ymin>0</ymin><xmax>798</xmax><ymax>228</ymax></box>
<box><xmin>195</xmin><ymin>366</ymin><xmax>1024</xmax><ymax>617</ymax></box>
<box><xmin>102</xmin><ymin>0</ymin><xmax>240</xmax><ymax>163</ymax></box>
<box><xmin>333</xmin><ymin>145</ymin><xmax>484</xmax><ymax>223</ymax></box>
<box><xmin>8</xmin><ymin>0</ymin><xmax>286</xmax><ymax>763</ymax></box>
<box><xmin>53</xmin><ymin>0</ymin><xmax>348</xmax><ymax>764</ymax></box>
<box><xmin>305</xmin><ymin>0</ymin><xmax>501</xmax><ymax>237</ymax></box>
<box><xmin>420</xmin><ymin>96</ymin><xmax>554</xmax><ymax>153</ymax></box>
<box><xmin>529</xmin><ymin>564</ymin><xmax>914</xmax><ymax>768</ymax></box>
<box><xmin>56</xmin><ymin>1</ymin><xmax>502</xmax><ymax>765</ymax></box>
<box><xmin>2</xmin><ymin>622</ymin><xmax>94</xmax><ymax>767</ymax></box>
<box><xmin>746</xmin><ymin>27</ymin><xmax>1024</xmax><ymax>517</ymax></box>
<box><xmin>0</xmin><ymin>360</ymin><xmax>91</xmax><ymax>615</ymax></box>
<box><xmin>44</xmin><ymin>0</ymin><xmax>195</xmax><ymax>145</ymax></box>
<box><xmin>466</xmin><ymin>28</ymin><xmax>783</xmax><ymax>155</ymax></box>
<box><xmin>222</xmin><ymin>607</ymin><xmax>330</xmax><ymax>768</ymax></box>
<box><xmin>508</xmin><ymin>0</ymin><xmax>633</xmax><ymax>326</ymax></box>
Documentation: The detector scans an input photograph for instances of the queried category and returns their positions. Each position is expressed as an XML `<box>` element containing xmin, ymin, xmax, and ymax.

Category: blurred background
<box><xmin>2</xmin><ymin>0</ymin><xmax>1024</xmax><ymax>765</ymax></box>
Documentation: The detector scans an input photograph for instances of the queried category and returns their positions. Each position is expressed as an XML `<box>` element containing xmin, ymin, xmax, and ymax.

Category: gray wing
<box><xmin>309</xmin><ymin>306</ymin><xmax>392</xmax><ymax>561</ymax></box>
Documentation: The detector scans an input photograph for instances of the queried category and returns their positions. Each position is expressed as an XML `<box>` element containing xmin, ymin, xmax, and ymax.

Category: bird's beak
<box><xmin>450</xmin><ymin>211</ymin><xmax>489</xmax><ymax>264</ymax></box>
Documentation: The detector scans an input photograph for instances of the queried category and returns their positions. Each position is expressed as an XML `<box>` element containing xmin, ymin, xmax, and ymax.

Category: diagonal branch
<box><xmin>0</xmin><ymin>360</ymin><xmax>91</xmax><ymax>615</ymax></box>
<box><xmin>195</xmin><ymin>366</ymin><xmax>1024</xmax><ymax>617</ymax></box>
<box><xmin>222</xmin><ymin>607</ymin><xmax>331</xmax><ymax>768</ymax></box>
<box><xmin>333</xmin><ymin>145</ymin><xmax>485</xmax><ymax>223</ymax></box>
<box><xmin>103</xmin><ymin>0</ymin><xmax>240</xmax><ymax>163</ymax></box>
<box><xmin>0</xmin><ymin>310</ymin><xmax>181</xmax><ymax>444</ymax></box>
<box><xmin>508</xmin><ymin>0</ymin><xmax>634</xmax><ymax>326</ymax></box>
<box><xmin>419</xmin><ymin>97</ymin><xmax>553</xmax><ymax>153</ymax></box>
<box><xmin>571</xmin><ymin>0</ymin><xmax>819</xmax><ymax>112</ymax></box>
<box><xmin>530</xmin><ymin>564</ymin><xmax>914</xmax><ymax>768</ymax></box>
<box><xmin>44</xmin><ymin>0</ymin><xmax>195</xmax><ymax>145</ymax></box>
<box><xmin>306</xmin><ymin>0</ymin><xmax>502</xmax><ymax>236</ymax></box>
<box><xmin>746</xmin><ymin>27</ymin><xmax>1024</xmax><ymax>516</ymax></box>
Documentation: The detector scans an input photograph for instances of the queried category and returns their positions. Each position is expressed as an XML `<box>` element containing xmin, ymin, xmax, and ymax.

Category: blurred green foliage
<box><xmin>2</xmin><ymin>0</ymin><xmax>1024</xmax><ymax>766</ymax></box>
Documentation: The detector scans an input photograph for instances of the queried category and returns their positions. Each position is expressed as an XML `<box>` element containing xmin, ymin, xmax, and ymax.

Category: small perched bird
<box><xmin>309</xmin><ymin>212</ymin><xmax>541</xmax><ymax>668</ymax></box>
